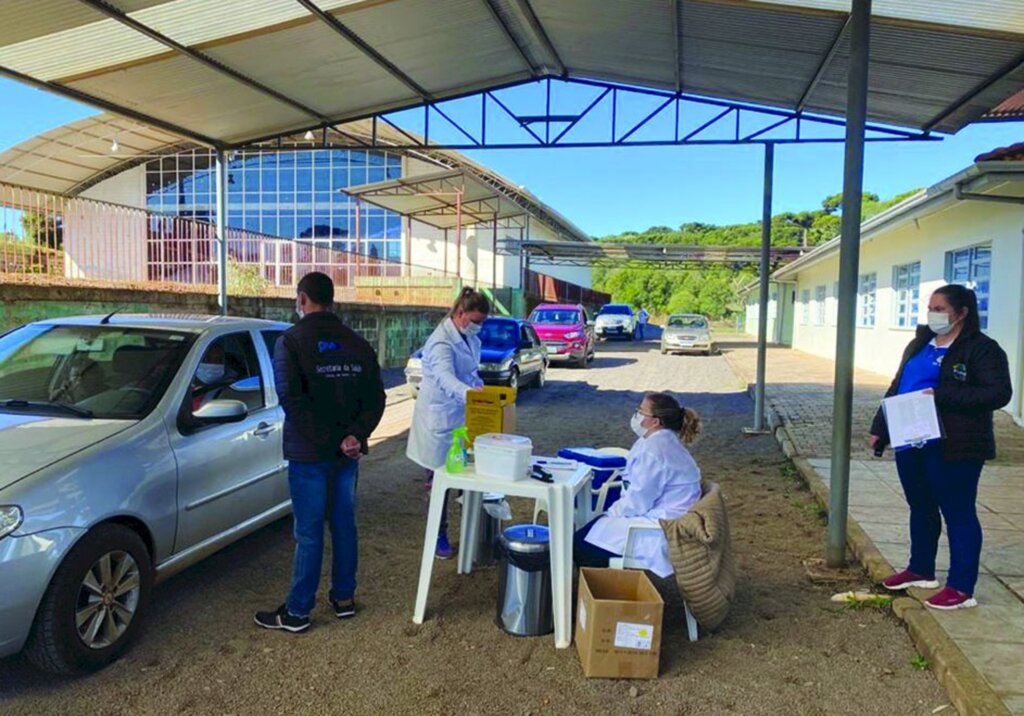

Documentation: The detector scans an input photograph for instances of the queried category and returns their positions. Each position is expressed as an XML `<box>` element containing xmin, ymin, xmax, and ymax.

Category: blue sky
<box><xmin>3</xmin><ymin>77</ymin><xmax>1023</xmax><ymax>237</ymax></box>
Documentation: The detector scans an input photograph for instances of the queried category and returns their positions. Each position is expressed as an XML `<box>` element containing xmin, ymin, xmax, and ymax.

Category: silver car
<box><xmin>660</xmin><ymin>314</ymin><xmax>717</xmax><ymax>356</ymax></box>
<box><xmin>0</xmin><ymin>315</ymin><xmax>292</xmax><ymax>673</ymax></box>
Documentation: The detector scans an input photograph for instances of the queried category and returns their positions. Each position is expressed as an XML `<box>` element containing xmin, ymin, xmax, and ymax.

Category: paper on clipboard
<box><xmin>882</xmin><ymin>390</ymin><xmax>943</xmax><ymax>449</ymax></box>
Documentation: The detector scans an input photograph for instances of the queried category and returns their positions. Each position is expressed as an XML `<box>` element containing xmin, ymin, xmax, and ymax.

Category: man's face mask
<box><xmin>196</xmin><ymin>362</ymin><xmax>225</xmax><ymax>385</ymax></box>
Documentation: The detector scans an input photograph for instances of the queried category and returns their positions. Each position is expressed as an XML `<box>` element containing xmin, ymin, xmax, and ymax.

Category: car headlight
<box><xmin>564</xmin><ymin>331</ymin><xmax>581</xmax><ymax>340</ymax></box>
<box><xmin>481</xmin><ymin>359</ymin><xmax>512</xmax><ymax>371</ymax></box>
<box><xmin>0</xmin><ymin>506</ymin><xmax>23</xmax><ymax>539</ymax></box>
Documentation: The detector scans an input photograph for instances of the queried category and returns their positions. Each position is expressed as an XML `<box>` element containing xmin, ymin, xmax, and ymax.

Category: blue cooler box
<box><xmin>556</xmin><ymin>447</ymin><xmax>627</xmax><ymax>510</ymax></box>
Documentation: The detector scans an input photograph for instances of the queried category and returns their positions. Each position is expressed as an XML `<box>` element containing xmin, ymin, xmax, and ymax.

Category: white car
<box><xmin>594</xmin><ymin>304</ymin><xmax>638</xmax><ymax>341</ymax></box>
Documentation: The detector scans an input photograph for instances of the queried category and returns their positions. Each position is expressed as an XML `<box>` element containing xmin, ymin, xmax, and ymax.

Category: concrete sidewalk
<box><xmin>721</xmin><ymin>337</ymin><xmax>1024</xmax><ymax>716</ymax></box>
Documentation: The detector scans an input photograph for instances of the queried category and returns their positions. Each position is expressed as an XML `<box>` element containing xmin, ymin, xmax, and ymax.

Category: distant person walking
<box><xmin>256</xmin><ymin>272</ymin><xmax>385</xmax><ymax>633</ymax></box>
<box><xmin>637</xmin><ymin>306</ymin><xmax>650</xmax><ymax>340</ymax></box>
<box><xmin>871</xmin><ymin>284</ymin><xmax>1011</xmax><ymax>610</ymax></box>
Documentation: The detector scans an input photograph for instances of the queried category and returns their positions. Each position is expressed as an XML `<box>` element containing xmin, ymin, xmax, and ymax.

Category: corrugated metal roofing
<box><xmin>0</xmin><ymin>0</ymin><xmax>1022</xmax><ymax>147</ymax></box>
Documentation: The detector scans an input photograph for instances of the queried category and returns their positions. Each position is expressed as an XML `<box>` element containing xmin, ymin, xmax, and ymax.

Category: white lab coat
<box><xmin>584</xmin><ymin>428</ymin><xmax>702</xmax><ymax>577</ymax></box>
<box><xmin>406</xmin><ymin>317</ymin><xmax>483</xmax><ymax>470</ymax></box>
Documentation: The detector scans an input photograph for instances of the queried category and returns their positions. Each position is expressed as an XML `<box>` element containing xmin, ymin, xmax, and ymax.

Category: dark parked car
<box><xmin>404</xmin><ymin>317</ymin><xmax>547</xmax><ymax>396</ymax></box>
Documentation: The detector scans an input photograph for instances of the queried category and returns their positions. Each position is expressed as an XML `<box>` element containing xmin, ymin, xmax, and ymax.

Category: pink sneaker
<box><xmin>925</xmin><ymin>586</ymin><xmax>977</xmax><ymax>610</ymax></box>
<box><xmin>882</xmin><ymin>569</ymin><xmax>940</xmax><ymax>590</ymax></box>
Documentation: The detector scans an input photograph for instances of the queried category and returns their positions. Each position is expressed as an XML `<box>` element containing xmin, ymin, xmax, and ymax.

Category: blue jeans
<box><xmin>285</xmin><ymin>460</ymin><xmax>358</xmax><ymax>618</ymax></box>
<box><xmin>895</xmin><ymin>442</ymin><xmax>984</xmax><ymax>594</ymax></box>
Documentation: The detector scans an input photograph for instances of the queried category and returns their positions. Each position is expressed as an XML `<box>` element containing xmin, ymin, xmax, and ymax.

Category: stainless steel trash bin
<box><xmin>496</xmin><ymin>524</ymin><xmax>553</xmax><ymax>636</ymax></box>
<box><xmin>475</xmin><ymin>494</ymin><xmax>505</xmax><ymax>567</ymax></box>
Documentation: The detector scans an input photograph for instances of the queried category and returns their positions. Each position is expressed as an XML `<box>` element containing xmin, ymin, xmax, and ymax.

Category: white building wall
<box><xmin>786</xmin><ymin>199</ymin><xmax>1023</xmax><ymax>419</ymax></box>
<box><xmin>79</xmin><ymin>165</ymin><xmax>145</xmax><ymax>208</ymax></box>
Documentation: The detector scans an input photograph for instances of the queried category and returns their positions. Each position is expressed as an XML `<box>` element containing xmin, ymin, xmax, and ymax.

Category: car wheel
<box><xmin>535</xmin><ymin>364</ymin><xmax>546</xmax><ymax>388</ymax></box>
<box><xmin>508</xmin><ymin>367</ymin><xmax>519</xmax><ymax>390</ymax></box>
<box><xmin>26</xmin><ymin>524</ymin><xmax>152</xmax><ymax>675</ymax></box>
<box><xmin>575</xmin><ymin>350</ymin><xmax>587</xmax><ymax>369</ymax></box>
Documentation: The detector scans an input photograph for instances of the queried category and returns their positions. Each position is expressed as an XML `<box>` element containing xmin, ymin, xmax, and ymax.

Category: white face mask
<box><xmin>196</xmin><ymin>362</ymin><xmax>225</xmax><ymax>385</ymax></box>
<box><xmin>927</xmin><ymin>311</ymin><xmax>959</xmax><ymax>336</ymax></box>
<box><xmin>630</xmin><ymin>410</ymin><xmax>648</xmax><ymax>438</ymax></box>
<box><xmin>463</xmin><ymin>321</ymin><xmax>482</xmax><ymax>337</ymax></box>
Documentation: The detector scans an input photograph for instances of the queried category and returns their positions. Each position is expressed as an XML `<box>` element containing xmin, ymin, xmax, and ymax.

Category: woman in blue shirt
<box><xmin>870</xmin><ymin>285</ymin><xmax>1012</xmax><ymax>610</ymax></box>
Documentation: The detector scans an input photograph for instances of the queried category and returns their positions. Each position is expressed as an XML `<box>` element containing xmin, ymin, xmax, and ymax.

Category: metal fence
<box><xmin>0</xmin><ymin>182</ymin><xmax>405</xmax><ymax>298</ymax></box>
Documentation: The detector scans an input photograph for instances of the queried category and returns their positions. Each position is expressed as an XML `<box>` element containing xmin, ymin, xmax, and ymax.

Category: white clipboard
<box><xmin>882</xmin><ymin>390</ymin><xmax>943</xmax><ymax>449</ymax></box>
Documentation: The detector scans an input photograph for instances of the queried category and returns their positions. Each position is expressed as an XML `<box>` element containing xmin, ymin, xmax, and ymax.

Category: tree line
<box><xmin>592</xmin><ymin>189</ymin><xmax>919</xmax><ymax>320</ymax></box>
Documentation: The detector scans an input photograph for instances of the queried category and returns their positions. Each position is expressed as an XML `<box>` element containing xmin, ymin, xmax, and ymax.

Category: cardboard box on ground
<box><xmin>576</xmin><ymin>568</ymin><xmax>664</xmax><ymax>679</ymax></box>
<box><xmin>466</xmin><ymin>385</ymin><xmax>516</xmax><ymax>447</ymax></box>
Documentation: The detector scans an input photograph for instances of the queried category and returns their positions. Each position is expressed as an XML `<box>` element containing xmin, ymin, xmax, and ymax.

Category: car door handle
<box><xmin>251</xmin><ymin>422</ymin><xmax>277</xmax><ymax>438</ymax></box>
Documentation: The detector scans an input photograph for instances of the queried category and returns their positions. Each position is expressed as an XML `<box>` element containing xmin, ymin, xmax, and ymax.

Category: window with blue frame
<box><xmin>800</xmin><ymin>289</ymin><xmax>811</xmax><ymax>325</ymax></box>
<box><xmin>945</xmin><ymin>245</ymin><xmax>990</xmax><ymax>330</ymax></box>
<box><xmin>814</xmin><ymin>285</ymin><xmax>826</xmax><ymax>325</ymax></box>
<box><xmin>892</xmin><ymin>262</ymin><xmax>921</xmax><ymax>328</ymax></box>
<box><xmin>857</xmin><ymin>272</ymin><xmax>876</xmax><ymax>328</ymax></box>
<box><xmin>144</xmin><ymin>145</ymin><xmax>404</xmax><ymax>263</ymax></box>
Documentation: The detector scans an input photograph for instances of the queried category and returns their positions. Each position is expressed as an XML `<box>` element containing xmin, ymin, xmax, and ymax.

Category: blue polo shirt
<box><xmin>898</xmin><ymin>340</ymin><xmax>948</xmax><ymax>395</ymax></box>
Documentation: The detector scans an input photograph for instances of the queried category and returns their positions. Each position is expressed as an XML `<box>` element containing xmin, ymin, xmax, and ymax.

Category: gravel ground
<box><xmin>0</xmin><ymin>333</ymin><xmax>950</xmax><ymax>715</ymax></box>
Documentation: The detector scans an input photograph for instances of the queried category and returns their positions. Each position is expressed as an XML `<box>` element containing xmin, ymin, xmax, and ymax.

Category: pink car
<box><xmin>528</xmin><ymin>303</ymin><xmax>595</xmax><ymax>368</ymax></box>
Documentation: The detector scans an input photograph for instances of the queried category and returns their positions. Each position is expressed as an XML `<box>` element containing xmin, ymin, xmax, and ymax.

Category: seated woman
<box><xmin>575</xmin><ymin>392</ymin><xmax>702</xmax><ymax>577</ymax></box>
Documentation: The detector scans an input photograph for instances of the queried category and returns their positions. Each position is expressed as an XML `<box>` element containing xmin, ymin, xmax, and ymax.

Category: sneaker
<box><xmin>435</xmin><ymin>532</ymin><xmax>455</xmax><ymax>560</ymax></box>
<box><xmin>254</xmin><ymin>604</ymin><xmax>310</xmax><ymax>633</ymax></box>
<box><xmin>331</xmin><ymin>597</ymin><xmax>356</xmax><ymax>619</ymax></box>
<box><xmin>882</xmin><ymin>569</ymin><xmax>940</xmax><ymax>591</ymax></box>
<box><xmin>925</xmin><ymin>586</ymin><xmax>977</xmax><ymax>610</ymax></box>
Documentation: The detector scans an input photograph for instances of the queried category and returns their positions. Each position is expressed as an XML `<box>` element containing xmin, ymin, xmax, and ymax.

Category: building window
<box><xmin>144</xmin><ymin>146</ymin><xmax>404</xmax><ymax>267</ymax></box>
<box><xmin>828</xmin><ymin>281</ymin><xmax>839</xmax><ymax>326</ymax></box>
<box><xmin>857</xmin><ymin>272</ymin><xmax>877</xmax><ymax>328</ymax></box>
<box><xmin>800</xmin><ymin>289</ymin><xmax>810</xmax><ymax>325</ymax></box>
<box><xmin>814</xmin><ymin>285</ymin><xmax>826</xmax><ymax>325</ymax></box>
<box><xmin>892</xmin><ymin>262</ymin><xmax>921</xmax><ymax>328</ymax></box>
<box><xmin>945</xmin><ymin>245</ymin><xmax>991</xmax><ymax>330</ymax></box>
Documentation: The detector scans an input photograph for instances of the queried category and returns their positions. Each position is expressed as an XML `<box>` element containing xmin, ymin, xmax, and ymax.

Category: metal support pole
<box><xmin>827</xmin><ymin>0</ymin><xmax>872</xmax><ymax>568</ymax></box>
<box><xmin>746</xmin><ymin>142</ymin><xmax>774</xmax><ymax>434</ymax></box>
<box><xmin>456</xmin><ymin>190</ymin><xmax>462</xmax><ymax>280</ymax></box>
<box><xmin>443</xmin><ymin>228</ymin><xmax>449</xmax><ymax>277</ymax></box>
<box><xmin>214</xmin><ymin>149</ymin><xmax>228</xmax><ymax>315</ymax></box>
<box><xmin>492</xmin><ymin>218</ymin><xmax>498</xmax><ymax>289</ymax></box>
<box><xmin>355</xmin><ymin>199</ymin><xmax>362</xmax><ymax>275</ymax></box>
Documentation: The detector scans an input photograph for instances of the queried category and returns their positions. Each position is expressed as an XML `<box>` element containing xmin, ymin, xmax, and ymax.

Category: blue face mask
<box><xmin>196</xmin><ymin>362</ymin><xmax>225</xmax><ymax>385</ymax></box>
<box><xmin>463</xmin><ymin>321</ymin><xmax>482</xmax><ymax>337</ymax></box>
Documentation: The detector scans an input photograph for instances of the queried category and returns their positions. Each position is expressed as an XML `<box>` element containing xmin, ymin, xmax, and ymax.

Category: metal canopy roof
<box><xmin>2</xmin><ymin>0</ymin><xmax>1023</xmax><ymax>149</ymax></box>
<box><xmin>503</xmin><ymin>239</ymin><xmax>805</xmax><ymax>267</ymax></box>
<box><xmin>342</xmin><ymin>168</ymin><xmax>535</xmax><ymax>231</ymax></box>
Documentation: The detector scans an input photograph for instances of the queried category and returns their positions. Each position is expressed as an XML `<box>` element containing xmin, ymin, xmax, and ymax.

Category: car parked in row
<box><xmin>0</xmin><ymin>315</ymin><xmax>293</xmax><ymax>673</ymax></box>
<box><xmin>527</xmin><ymin>303</ymin><xmax>594</xmax><ymax>368</ymax></box>
<box><xmin>594</xmin><ymin>303</ymin><xmax>638</xmax><ymax>341</ymax></box>
<box><xmin>404</xmin><ymin>316</ymin><xmax>547</xmax><ymax>396</ymax></box>
<box><xmin>661</xmin><ymin>313</ymin><xmax>718</xmax><ymax>356</ymax></box>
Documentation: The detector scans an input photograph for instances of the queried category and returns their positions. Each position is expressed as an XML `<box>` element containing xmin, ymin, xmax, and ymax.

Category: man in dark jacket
<box><xmin>256</xmin><ymin>272</ymin><xmax>385</xmax><ymax>633</ymax></box>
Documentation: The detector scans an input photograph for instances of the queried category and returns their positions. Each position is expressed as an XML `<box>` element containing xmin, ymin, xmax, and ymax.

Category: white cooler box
<box><xmin>474</xmin><ymin>433</ymin><xmax>533</xmax><ymax>481</ymax></box>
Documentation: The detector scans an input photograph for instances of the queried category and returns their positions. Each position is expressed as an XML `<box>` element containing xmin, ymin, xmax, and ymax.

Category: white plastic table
<box><xmin>412</xmin><ymin>462</ymin><xmax>593</xmax><ymax>648</ymax></box>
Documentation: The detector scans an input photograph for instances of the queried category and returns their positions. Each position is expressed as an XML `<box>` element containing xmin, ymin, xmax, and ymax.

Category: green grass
<box><xmin>910</xmin><ymin>655</ymin><xmax>930</xmax><ymax>670</ymax></box>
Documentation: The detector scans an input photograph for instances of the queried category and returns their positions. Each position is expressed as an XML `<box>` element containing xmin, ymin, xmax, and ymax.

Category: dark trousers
<box><xmin>573</xmin><ymin>516</ymin><xmax>621</xmax><ymax>569</ymax></box>
<box><xmin>895</xmin><ymin>442</ymin><xmax>984</xmax><ymax>594</ymax></box>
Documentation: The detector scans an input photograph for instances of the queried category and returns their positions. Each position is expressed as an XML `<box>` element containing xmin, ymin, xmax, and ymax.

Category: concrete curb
<box><xmin>768</xmin><ymin>404</ymin><xmax>1010</xmax><ymax>716</ymax></box>
<box><xmin>717</xmin><ymin>352</ymin><xmax>1010</xmax><ymax>716</ymax></box>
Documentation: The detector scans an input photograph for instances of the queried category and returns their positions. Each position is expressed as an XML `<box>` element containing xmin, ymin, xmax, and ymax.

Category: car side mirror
<box><xmin>193</xmin><ymin>399</ymin><xmax>248</xmax><ymax>425</ymax></box>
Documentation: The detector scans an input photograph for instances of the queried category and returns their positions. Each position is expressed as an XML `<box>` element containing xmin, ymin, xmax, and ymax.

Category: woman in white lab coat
<box><xmin>575</xmin><ymin>392</ymin><xmax>703</xmax><ymax>577</ymax></box>
<box><xmin>407</xmin><ymin>287</ymin><xmax>491</xmax><ymax>559</ymax></box>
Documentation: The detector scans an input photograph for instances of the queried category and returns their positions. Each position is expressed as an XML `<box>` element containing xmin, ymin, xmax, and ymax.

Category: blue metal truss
<box><xmin>309</xmin><ymin>77</ymin><xmax>938</xmax><ymax>151</ymax></box>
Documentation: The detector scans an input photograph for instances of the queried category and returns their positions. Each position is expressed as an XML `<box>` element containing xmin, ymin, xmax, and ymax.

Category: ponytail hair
<box><xmin>645</xmin><ymin>391</ymin><xmax>701</xmax><ymax>444</ymax></box>
<box><xmin>450</xmin><ymin>286</ymin><xmax>491</xmax><ymax>318</ymax></box>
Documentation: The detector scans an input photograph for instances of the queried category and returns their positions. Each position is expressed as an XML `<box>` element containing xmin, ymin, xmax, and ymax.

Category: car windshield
<box><xmin>668</xmin><ymin>316</ymin><xmax>707</xmax><ymax>329</ymax></box>
<box><xmin>479</xmin><ymin>320</ymin><xmax>518</xmax><ymax>348</ymax></box>
<box><xmin>598</xmin><ymin>305</ymin><xmax>632</xmax><ymax>316</ymax></box>
<box><xmin>0</xmin><ymin>324</ymin><xmax>194</xmax><ymax>420</ymax></box>
<box><xmin>529</xmin><ymin>309</ymin><xmax>581</xmax><ymax>325</ymax></box>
